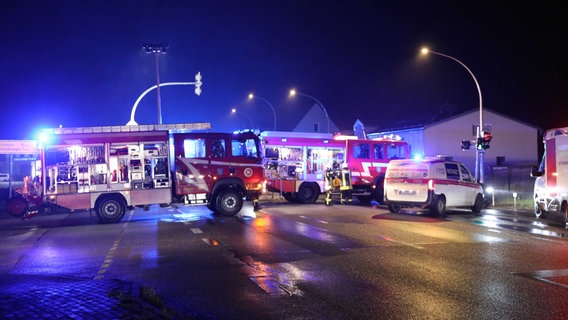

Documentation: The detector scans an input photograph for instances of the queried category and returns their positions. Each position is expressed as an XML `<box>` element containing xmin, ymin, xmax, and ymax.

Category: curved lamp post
<box><xmin>231</xmin><ymin>107</ymin><xmax>254</xmax><ymax>129</ymax></box>
<box><xmin>248</xmin><ymin>93</ymin><xmax>276</xmax><ymax>131</ymax></box>
<box><xmin>289</xmin><ymin>89</ymin><xmax>330</xmax><ymax>133</ymax></box>
<box><xmin>420</xmin><ymin>48</ymin><xmax>485</xmax><ymax>183</ymax></box>
<box><xmin>127</xmin><ymin>72</ymin><xmax>202</xmax><ymax>126</ymax></box>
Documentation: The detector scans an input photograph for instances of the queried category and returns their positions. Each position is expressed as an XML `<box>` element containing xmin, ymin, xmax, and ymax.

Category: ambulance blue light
<box><xmin>413</xmin><ymin>154</ymin><xmax>424</xmax><ymax>161</ymax></box>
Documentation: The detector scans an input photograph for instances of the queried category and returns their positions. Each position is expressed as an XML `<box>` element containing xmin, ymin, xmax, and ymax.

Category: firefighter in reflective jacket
<box><xmin>325</xmin><ymin>162</ymin><xmax>353</xmax><ymax>205</ymax></box>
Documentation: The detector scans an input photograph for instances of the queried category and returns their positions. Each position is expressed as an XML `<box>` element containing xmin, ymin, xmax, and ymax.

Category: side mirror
<box><xmin>530</xmin><ymin>166</ymin><xmax>543</xmax><ymax>178</ymax></box>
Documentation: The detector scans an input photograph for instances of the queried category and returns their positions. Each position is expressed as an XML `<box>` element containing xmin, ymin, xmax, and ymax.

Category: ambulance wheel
<box><xmin>215</xmin><ymin>189</ymin><xmax>243</xmax><ymax>216</ymax></box>
<box><xmin>432</xmin><ymin>195</ymin><xmax>446</xmax><ymax>216</ymax></box>
<box><xmin>564</xmin><ymin>206</ymin><xmax>568</xmax><ymax>229</ymax></box>
<box><xmin>562</xmin><ymin>202</ymin><xmax>568</xmax><ymax>229</ymax></box>
<box><xmin>534</xmin><ymin>202</ymin><xmax>547</xmax><ymax>219</ymax></box>
<box><xmin>297</xmin><ymin>183</ymin><xmax>319</xmax><ymax>204</ymax></box>
<box><xmin>96</xmin><ymin>196</ymin><xmax>126</xmax><ymax>223</ymax></box>
<box><xmin>472</xmin><ymin>194</ymin><xmax>484</xmax><ymax>215</ymax></box>
<box><xmin>388</xmin><ymin>204</ymin><xmax>400</xmax><ymax>213</ymax></box>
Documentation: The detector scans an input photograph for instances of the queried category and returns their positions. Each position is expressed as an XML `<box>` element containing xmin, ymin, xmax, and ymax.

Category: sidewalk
<box><xmin>0</xmin><ymin>274</ymin><xmax>179</xmax><ymax>319</ymax></box>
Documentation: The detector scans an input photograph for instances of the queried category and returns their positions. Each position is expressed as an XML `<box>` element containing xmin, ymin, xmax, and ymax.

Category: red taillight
<box><xmin>428</xmin><ymin>179</ymin><xmax>434</xmax><ymax>190</ymax></box>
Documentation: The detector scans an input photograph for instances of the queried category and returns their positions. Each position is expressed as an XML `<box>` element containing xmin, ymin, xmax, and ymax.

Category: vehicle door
<box><xmin>458</xmin><ymin>164</ymin><xmax>477</xmax><ymax>205</ymax></box>
<box><xmin>442</xmin><ymin>162</ymin><xmax>463</xmax><ymax>206</ymax></box>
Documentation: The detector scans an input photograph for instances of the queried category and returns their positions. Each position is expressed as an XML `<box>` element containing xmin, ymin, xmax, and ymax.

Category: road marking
<box><xmin>516</xmin><ymin>268</ymin><xmax>568</xmax><ymax>290</ymax></box>
<box><xmin>191</xmin><ymin>228</ymin><xmax>203</xmax><ymax>234</ymax></box>
<box><xmin>377</xmin><ymin>235</ymin><xmax>424</xmax><ymax>249</ymax></box>
<box><xmin>249</xmin><ymin>274</ymin><xmax>291</xmax><ymax>296</ymax></box>
<box><xmin>94</xmin><ymin>210</ymin><xmax>134</xmax><ymax>280</ymax></box>
<box><xmin>300</xmin><ymin>215</ymin><xmax>328</xmax><ymax>224</ymax></box>
<box><xmin>202</xmin><ymin>238</ymin><xmax>219</xmax><ymax>246</ymax></box>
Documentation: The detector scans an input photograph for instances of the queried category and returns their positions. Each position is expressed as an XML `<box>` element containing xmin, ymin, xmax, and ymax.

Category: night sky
<box><xmin>1</xmin><ymin>1</ymin><xmax>566</xmax><ymax>139</ymax></box>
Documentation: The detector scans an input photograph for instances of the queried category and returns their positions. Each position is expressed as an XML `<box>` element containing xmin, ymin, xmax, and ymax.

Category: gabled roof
<box><xmin>377</xmin><ymin>107</ymin><xmax>541</xmax><ymax>132</ymax></box>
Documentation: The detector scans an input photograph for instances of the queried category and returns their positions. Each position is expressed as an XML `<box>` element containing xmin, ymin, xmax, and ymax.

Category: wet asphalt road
<box><xmin>1</xmin><ymin>198</ymin><xmax>568</xmax><ymax>319</ymax></box>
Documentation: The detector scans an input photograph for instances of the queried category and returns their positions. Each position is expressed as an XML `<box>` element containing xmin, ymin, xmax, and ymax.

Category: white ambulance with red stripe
<box><xmin>260</xmin><ymin>131</ymin><xmax>410</xmax><ymax>204</ymax></box>
<box><xmin>384</xmin><ymin>156</ymin><xmax>484</xmax><ymax>216</ymax></box>
<box><xmin>531</xmin><ymin>127</ymin><xmax>568</xmax><ymax>227</ymax></box>
<box><xmin>7</xmin><ymin>123</ymin><xmax>266</xmax><ymax>223</ymax></box>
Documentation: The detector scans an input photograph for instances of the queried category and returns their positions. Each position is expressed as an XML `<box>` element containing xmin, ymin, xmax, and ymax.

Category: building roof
<box><xmin>375</xmin><ymin>107</ymin><xmax>542</xmax><ymax>133</ymax></box>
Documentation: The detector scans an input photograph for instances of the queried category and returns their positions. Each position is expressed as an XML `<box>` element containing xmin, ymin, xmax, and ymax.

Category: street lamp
<box><xmin>289</xmin><ymin>89</ymin><xmax>330</xmax><ymax>133</ymax></box>
<box><xmin>420</xmin><ymin>47</ymin><xmax>485</xmax><ymax>183</ymax></box>
<box><xmin>143</xmin><ymin>43</ymin><xmax>168</xmax><ymax>124</ymax></box>
<box><xmin>231</xmin><ymin>107</ymin><xmax>254</xmax><ymax>129</ymax></box>
<box><xmin>127</xmin><ymin>72</ymin><xmax>203</xmax><ymax>125</ymax></box>
<box><xmin>248</xmin><ymin>93</ymin><xmax>277</xmax><ymax>131</ymax></box>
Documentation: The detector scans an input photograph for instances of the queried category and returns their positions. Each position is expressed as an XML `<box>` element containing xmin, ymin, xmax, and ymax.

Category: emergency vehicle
<box><xmin>8</xmin><ymin>123</ymin><xmax>265</xmax><ymax>223</ymax></box>
<box><xmin>260</xmin><ymin>131</ymin><xmax>410</xmax><ymax>204</ymax></box>
<box><xmin>531</xmin><ymin>127</ymin><xmax>568</xmax><ymax>227</ymax></box>
<box><xmin>384</xmin><ymin>156</ymin><xmax>485</xmax><ymax>216</ymax></box>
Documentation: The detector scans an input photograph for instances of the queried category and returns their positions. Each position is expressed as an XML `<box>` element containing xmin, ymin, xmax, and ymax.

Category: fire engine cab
<box><xmin>260</xmin><ymin>131</ymin><xmax>410</xmax><ymax>204</ymax></box>
<box><xmin>31</xmin><ymin>123</ymin><xmax>265</xmax><ymax>223</ymax></box>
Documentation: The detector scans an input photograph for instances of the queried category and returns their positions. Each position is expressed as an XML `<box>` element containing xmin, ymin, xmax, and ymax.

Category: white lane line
<box><xmin>94</xmin><ymin>210</ymin><xmax>134</xmax><ymax>280</ymax></box>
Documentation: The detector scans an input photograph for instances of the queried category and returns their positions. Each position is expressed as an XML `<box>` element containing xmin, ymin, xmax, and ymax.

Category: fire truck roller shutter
<box><xmin>296</xmin><ymin>182</ymin><xmax>320</xmax><ymax>204</ymax></box>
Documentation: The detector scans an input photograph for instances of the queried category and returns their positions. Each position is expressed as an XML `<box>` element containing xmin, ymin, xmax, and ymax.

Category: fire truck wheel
<box><xmin>372</xmin><ymin>177</ymin><xmax>385</xmax><ymax>203</ymax></box>
<box><xmin>96</xmin><ymin>196</ymin><xmax>126</xmax><ymax>223</ymax></box>
<box><xmin>472</xmin><ymin>194</ymin><xmax>484</xmax><ymax>215</ymax></box>
<box><xmin>297</xmin><ymin>183</ymin><xmax>319</xmax><ymax>204</ymax></box>
<box><xmin>283</xmin><ymin>192</ymin><xmax>297</xmax><ymax>202</ymax></box>
<box><xmin>357</xmin><ymin>195</ymin><xmax>373</xmax><ymax>204</ymax></box>
<box><xmin>215</xmin><ymin>189</ymin><xmax>243</xmax><ymax>216</ymax></box>
<box><xmin>6</xmin><ymin>195</ymin><xmax>28</xmax><ymax>218</ymax></box>
<box><xmin>432</xmin><ymin>195</ymin><xmax>446</xmax><ymax>216</ymax></box>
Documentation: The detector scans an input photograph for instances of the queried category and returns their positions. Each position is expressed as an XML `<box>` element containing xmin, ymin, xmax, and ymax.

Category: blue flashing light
<box><xmin>34</xmin><ymin>128</ymin><xmax>52</xmax><ymax>146</ymax></box>
<box><xmin>413</xmin><ymin>154</ymin><xmax>424</xmax><ymax>161</ymax></box>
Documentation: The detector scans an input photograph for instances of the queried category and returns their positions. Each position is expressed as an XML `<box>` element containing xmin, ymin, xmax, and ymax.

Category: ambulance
<box><xmin>260</xmin><ymin>131</ymin><xmax>410</xmax><ymax>204</ymax></box>
<box><xmin>531</xmin><ymin>127</ymin><xmax>568</xmax><ymax>227</ymax></box>
<box><xmin>384</xmin><ymin>156</ymin><xmax>485</xmax><ymax>215</ymax></box>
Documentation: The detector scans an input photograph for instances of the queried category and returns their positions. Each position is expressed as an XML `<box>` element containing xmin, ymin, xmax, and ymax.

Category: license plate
<box><xmin>398</xmin><ymin>190</ymin><xmax>416</xmax><ymax>195</ymax></box>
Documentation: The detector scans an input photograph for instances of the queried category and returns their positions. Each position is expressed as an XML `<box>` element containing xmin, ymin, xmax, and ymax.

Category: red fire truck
<box><xmin>260</xmin><ymin>131</ymin><xmax>410</xmax><ymax>204</ymax></box>
<box><xmin>13</xmin><ymin>123</ymin><xmax>266</xmax><ymax>223</ymax></box>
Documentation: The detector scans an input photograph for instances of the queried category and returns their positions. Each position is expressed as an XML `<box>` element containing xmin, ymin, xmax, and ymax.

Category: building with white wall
<box><xmin>367</xmin><ymin>108</ymin><xmax>541</xmax><ymax>175</ymax></box>
<box><xmin>293</xmin><ymin>103</ymin><xmax>339</xmax><ymax>134</ymax></box>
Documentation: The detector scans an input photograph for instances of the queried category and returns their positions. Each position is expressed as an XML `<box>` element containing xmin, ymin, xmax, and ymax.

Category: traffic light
<box><xmin>477</xmin><ymin>132</ymin><xmax>492</xmax><ymax>150</ymax></box>
<box><xmin>194</xmin><ymin>72</ymin><xmax>202</xmax><ymax>96</ymax></box>
<box><xmin>461</xmin><ymin>140</ymin><xmax>471</xmax><ymax>150</ymax></box>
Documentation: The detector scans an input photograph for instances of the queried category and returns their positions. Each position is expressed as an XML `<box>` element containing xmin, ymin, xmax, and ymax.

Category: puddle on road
<box><xmin>472</xmin><ymin>214</ymin><xmax>568</xmax><ymax>239</ymax></box>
